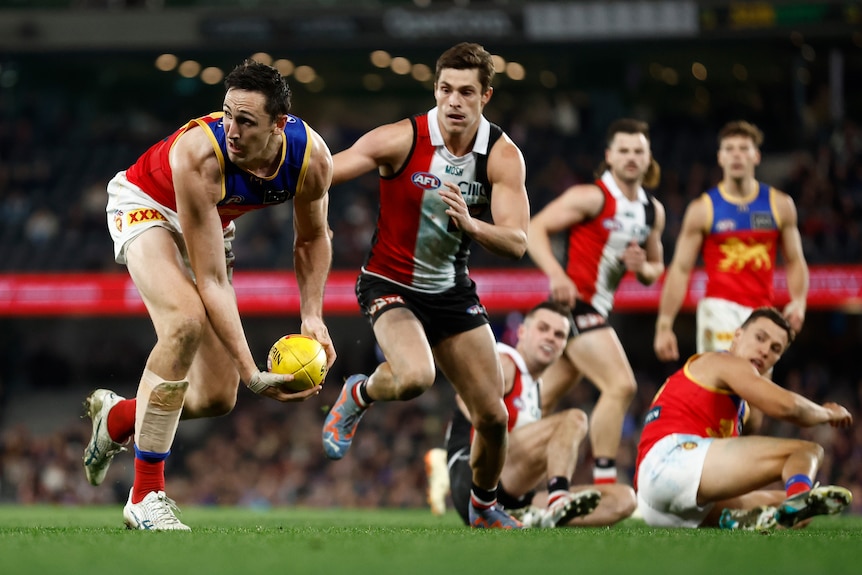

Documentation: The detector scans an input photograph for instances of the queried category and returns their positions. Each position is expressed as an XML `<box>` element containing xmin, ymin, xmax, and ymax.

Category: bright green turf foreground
<box><xmin>1</xmin><ymin>506</ymin><xmax>860</xmax><ymax>575</ymax></box>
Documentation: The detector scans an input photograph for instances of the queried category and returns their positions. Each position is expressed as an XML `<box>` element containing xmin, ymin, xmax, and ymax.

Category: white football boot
<box><xmin>424</xmin><ymin>448</ymin><xmax>450</xmax><ymax>516</ymax></box>
<box><xmin>538</xmin><ymin>488</ymin><xmax>602</xmax><ymax>528</ymax></box>
<box><xmin>719</xmin><ymin>505</ymin><xmax>778</xmax><ymax>531</ymax></box>
<box><xmin>82</xmin><ymin>389</ymin><xmax>128</xmax><ymax>486</ymax></box>
<box><xmin>123</xmin><ymin>489</ymin><xmax>191</xmax><ymax>531</ymax></box>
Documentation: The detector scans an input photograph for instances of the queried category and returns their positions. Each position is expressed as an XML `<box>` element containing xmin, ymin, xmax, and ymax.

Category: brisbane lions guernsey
<box><xmin>362</xmin><ymin>107</ymin><xmax>503</xmax><ymax>292</ymax></box>
<box><xmin>701</xmin><ymin>182</ymin><xmax>780</xmax><ymax>308</ymax></box>
<box><xmin>447</xmin><ymin>342</ymin><xmax>542</xmax><ymax>451</ymax></box>
<box><xmin>634</xmin><ymin>353</ymin><xmax>748</xmax><ymax>486</ymax></box>
<box><xmin>564</xmin><ymin>170</ymin><xmax>656</xmax><ymax>317</ymax></box>
<box><xmin>125</xmin><ymin>112</ymin><xmax>312</xmax><ymax>228</ymax></box>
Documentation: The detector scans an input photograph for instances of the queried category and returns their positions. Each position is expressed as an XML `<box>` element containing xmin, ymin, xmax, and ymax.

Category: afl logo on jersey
<box><xmin>412</xmin><ymin>172</ymin><xmax>441</xmax><ymax>190</ymax></box>
<box><xmin>716</xmin><ymin>218</ymin><xmax>736</xmax><ymax>232</ymax></box>
<box><xmin>602</xmin><ymin>218</ymin><xmax>623</xmax><ymax>231</ymax></box>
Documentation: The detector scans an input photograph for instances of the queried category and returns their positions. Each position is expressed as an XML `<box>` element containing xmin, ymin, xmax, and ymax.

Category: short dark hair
<box><xmin>435</xmin><ymin>42</ymin><xmax>495</xmax><ymax>93</ymax></box>
<box><xmin>224</xmin><ymin>59</ymin><xmax>292</xmax><ymax>120</ymax></box>
<box><xmin>741</xmin><ymin>306</ymin><xmax>795</xmax><ymax>345</ymax></box>
<box><xmin>524</xmin><ymin>301</ymin><xmax>571</xmax><ymax>323</ymax></box>
<box><xmin>605</xmin><ymin>118</ymin><xmax>651</xmax><ymax>148</ymax></box>
<box><xmin>718</xmin><ymin>120</ymin><xmax>764</xmax><ymax>148</ymax></box>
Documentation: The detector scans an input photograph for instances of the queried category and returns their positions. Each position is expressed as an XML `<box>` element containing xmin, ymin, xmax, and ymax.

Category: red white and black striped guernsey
<box><xmin>362</xmin><ymin>107</ymin><xmax>504</xmax><ymax>293</ymax></box>
<box><xmin>563</xmin><ymin>171</ymin><xmax>657</xmax><ymax>317</ymax></box>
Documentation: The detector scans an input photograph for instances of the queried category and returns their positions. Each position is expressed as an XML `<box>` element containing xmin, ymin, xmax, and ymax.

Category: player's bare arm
<box><xmin>293</xmin><ymin>127</ymin><xmax>337</xmax><ymax>369</ymax></box>
<box><xmin>331</xmin><ymin>120</ymin><xmax>414</xmax><ymax>185</ymax></box>
<box><xmin>528</xmin><ymin>184</ymin><xmax>604</xmax><ymax>307</ymax></box>
<box><xmin>654</xmin><ymin>196</ymin><xmax>708</xmax><ymax>360</ymax></box>
<box><xmin>171</xmin><ymin>129</ymin><xmax>262</xmax><ymax>384</ymax></box>
<box><xmin>444</xmin><ymin>135</ymin><xmax>528</xmax><ymax>259</ymax></box>
<box><xmin>774</xmin><ymin>190</ymin><xmax>809</xmax><ymax>333</ymax></box>
<box><xmin>694</xmin><ymin>352</ymin><xmax>852</xmax><ymax>428</ymax></box>
<box><xmin>626</xmin><ymin>198</ymin><xmax>666</xmax><ymax>285</ymax></box>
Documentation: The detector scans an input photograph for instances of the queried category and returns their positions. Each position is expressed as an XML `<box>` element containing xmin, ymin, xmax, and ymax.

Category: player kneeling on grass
<box><xmin>635</xmin><ymin>307</ymin><xmax>853</xmax><ymax>531</ymax></box>
<box><xmin>439</xmin><ymin>302</ymin><xmax>637</xmax><ymax>527</ymax></box>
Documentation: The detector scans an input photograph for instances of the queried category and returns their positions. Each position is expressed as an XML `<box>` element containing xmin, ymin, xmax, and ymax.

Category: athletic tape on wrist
<box><xmin>247</xmin><ymin>371</ymin><xmax>271</xmax><ymax>394</ymax></box>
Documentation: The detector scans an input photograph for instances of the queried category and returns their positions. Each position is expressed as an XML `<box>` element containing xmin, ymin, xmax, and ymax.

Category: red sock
<box><xmin>786</xmin><ymin>483</ymin><xmax>810</xmax><ymax>497</ymax></box>
<box><xmin>107</xmin><ymin>399</ymin><xmax>136</xmax><ymax>444</ymax></box>
<box><xmin>132</xmin><ymin>457</ymin><xmax>165</xmax><ymax>504</ymax></box>
<box><xmin>785</xmin><ymin>473</ymin><xmax>813</xmax><ymax>498</ymax></box>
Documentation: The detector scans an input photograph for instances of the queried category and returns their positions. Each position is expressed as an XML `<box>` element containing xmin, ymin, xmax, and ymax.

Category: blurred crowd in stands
<box><xmin>1</xmin><ymin>72</ymin><xmax>861</xmax><ymax>272</ymax></box>
<box><xmin>1</xmin><ymin>61</ymin><xmax>862</xmax><ymax>514</ymax></box>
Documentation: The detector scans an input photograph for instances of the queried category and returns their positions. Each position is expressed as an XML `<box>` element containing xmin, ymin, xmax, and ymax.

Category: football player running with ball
<box><xmin>83</xmin><ymin>60</ymin><xmax>336</xmax><ymax>530</ymax></box>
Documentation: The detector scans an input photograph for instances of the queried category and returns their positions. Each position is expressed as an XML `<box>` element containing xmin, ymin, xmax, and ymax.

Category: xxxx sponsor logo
<box><xmin>126</xmin><ymin>208</ymin><xmax>167</xmax><ymax>226</ymax></box>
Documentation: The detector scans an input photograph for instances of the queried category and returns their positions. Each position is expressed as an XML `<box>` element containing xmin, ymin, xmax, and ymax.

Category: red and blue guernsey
<box><xmin>700</xmin><ymin>182</ymin><xmax>781</xmax><ymax>308</ymax></box>
<box><xmin>363</xmin><ymin>107</ymin><xmax>503</xmax><ymax>293</ymax></box>
<box><xmin>563</xmin><ymin>171</ymin><xmax>656</xmax><ymax>317</ymax></box>
<box><xmin>634</xmin><ymin>354</ymin><xmax>748</xmax><ymax>485</ymax></box>
<box><xmin>125</xmin><ymin>112</ymin><xmax>312</xmax><ymax>229</ymax></box>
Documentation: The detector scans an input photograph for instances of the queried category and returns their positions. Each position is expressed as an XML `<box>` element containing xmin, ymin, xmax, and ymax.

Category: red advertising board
<box><xmin>0</xmin><ymin>267</ymin><xmax>860</xmax><ymax>316</ymax></box>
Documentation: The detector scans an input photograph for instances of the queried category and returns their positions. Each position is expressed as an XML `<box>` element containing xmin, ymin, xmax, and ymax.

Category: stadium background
<box><xmin>0</xmin><ymin>0</ymin><xmax>860</xmax><ymax>512</ymax></box>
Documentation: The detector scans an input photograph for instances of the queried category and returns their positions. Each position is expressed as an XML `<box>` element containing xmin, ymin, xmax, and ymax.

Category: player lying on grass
<box><xmin>433</xmin><ymin>302</ymin><xmax>637</xmax><ymax>527</ymax></box>
<box><xmin>635</xmin><ymin>306</ymin><xmax>853</xmax><ymax>531</ymax></box>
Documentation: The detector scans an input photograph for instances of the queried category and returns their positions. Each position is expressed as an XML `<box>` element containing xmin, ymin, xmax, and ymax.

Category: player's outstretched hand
<box><xmin>823</xmin><ymin>402</ymin><xmax>853</xmax><ymax>428</ymax></box>
<box><xmin>248</xmin><ymin>370</ymin><xmax>322</xmax><ymax>402</ymax></box>
<box><xmin>261</xmin><ymin>382</ymin><xmax>322</xmax><ymax>403</ymax></box>
<box><xmin>302</xmin><ymin>318</ymin><xmax>337</xmax><ymax>371</ymax></box>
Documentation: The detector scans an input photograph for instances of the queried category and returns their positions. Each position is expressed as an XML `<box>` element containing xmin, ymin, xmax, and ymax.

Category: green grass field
<box><xmin>1</xmin><ymin>506</ymin><xmax>860</xmax><ymax>575</ymax></box>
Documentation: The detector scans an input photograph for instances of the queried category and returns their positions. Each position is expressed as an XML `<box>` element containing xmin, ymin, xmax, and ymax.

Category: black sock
<box><xmin>357</xmin><ymin>380</ymin><xmax>374</xmax><ymax>406</ymax></box>
<box><xmin>547</xmin><ymin>476</ymin><xmax>570</xmax><ymax>494</ymax></box>
<box><xmin>470</xmin><ymin>483</ymin><xmax>497</xmax><ymax>508</ymax></box>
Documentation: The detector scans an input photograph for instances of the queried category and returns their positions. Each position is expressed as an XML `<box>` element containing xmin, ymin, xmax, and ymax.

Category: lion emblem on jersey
<box><xmin>717</xmin><ymin>238</ymin><xmax>772</xmax><ymax>272</ymax></box>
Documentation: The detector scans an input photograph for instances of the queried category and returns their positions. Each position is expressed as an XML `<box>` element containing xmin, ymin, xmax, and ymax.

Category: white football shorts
<box><xmin>696</xmin><ymin>297</ymin><xmax>753</xmax><ymax>354</ymax></box>
<box><xmin>106</xmin><ymin>171</ymin><xmax>183</xmax><ymax>265</ymax></box>
<box><xmin>636</xmin><ymin>433</ymin><xmax>714</xmax><ymax>528</ymax></box>
<box><xmin>106</xmin><ymin>171</ymin><xmax>235</xmax><ymax>275</ymax></box>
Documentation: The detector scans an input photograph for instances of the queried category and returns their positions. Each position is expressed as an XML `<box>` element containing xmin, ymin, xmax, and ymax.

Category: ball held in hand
<box><xmin>267</xmin><ymin>335</ymin><xmax>327</xmax><ymax>391</ymax></box>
